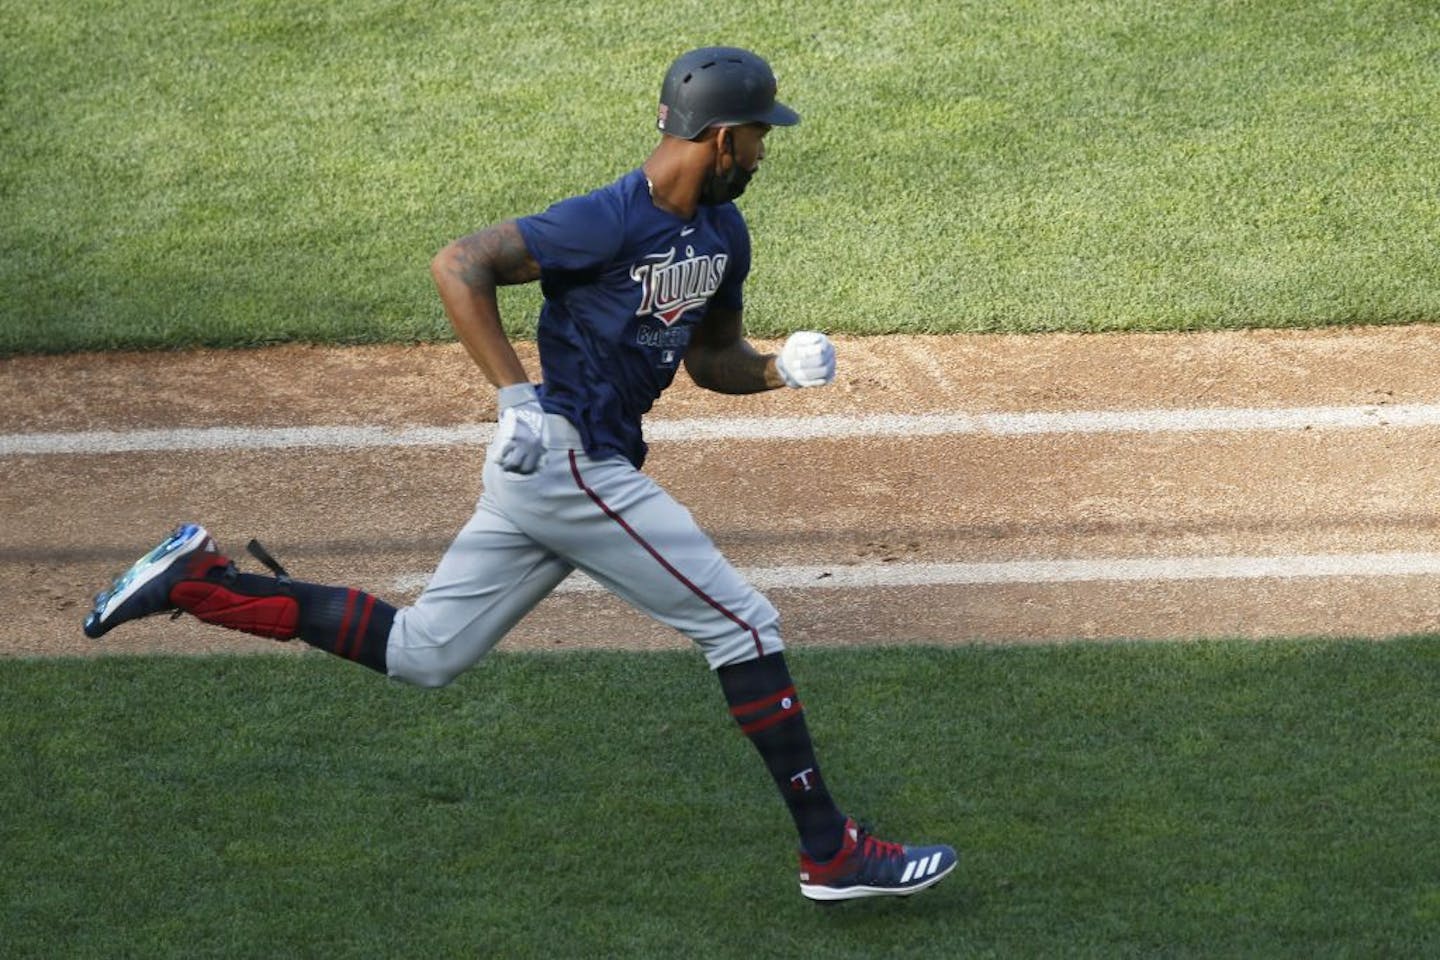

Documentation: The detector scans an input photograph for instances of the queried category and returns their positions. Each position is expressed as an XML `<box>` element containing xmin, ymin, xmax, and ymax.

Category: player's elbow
<box><xmin>429</xmin><ymin>242</ymin><xmax>465</xmax><ymax>284</ymax></box>
<box><xmin>683</xmin><ymin>351</ymin><xmax>717</xmax><ymax>391</ymax></box>
<box><xmin>684</xmin><ymin>351</ymin><xmax>730</xmax><ymax>394</ymax></box>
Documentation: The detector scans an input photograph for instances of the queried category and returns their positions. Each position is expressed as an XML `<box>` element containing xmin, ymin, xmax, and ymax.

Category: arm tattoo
<box><xmin>449</xmin><ymin>220</ymin><xmax>541</xmax><ymax>292</ymax></box>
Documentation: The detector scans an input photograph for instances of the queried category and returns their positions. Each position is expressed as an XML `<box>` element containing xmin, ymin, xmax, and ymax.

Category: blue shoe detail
<box><xmin>798</xmin><ymin>819</ymin><xmax>958</xmax><ymax>901</ymax></box>
<box><xmin>83</xmin><ymin>524</ymin><xmax>218</xmax><ymax>639</ymax></box>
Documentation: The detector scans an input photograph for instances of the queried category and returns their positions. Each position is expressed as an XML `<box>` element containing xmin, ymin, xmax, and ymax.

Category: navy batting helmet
<box><xmin>656</xmin><ymin>47</ymin><xmax>800</xmax><ymax>141</ymax></box>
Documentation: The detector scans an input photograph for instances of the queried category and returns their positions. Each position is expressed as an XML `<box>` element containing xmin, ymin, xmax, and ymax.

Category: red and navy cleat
<box><xmin>798</xmin><ymin>818</ymin><xmax>957</xmax><ymax>901</ymax></box>
<box><xmin>83</xmin><ymin>524</ymin><xmax>227</xmax><ymax>638</ymax></box>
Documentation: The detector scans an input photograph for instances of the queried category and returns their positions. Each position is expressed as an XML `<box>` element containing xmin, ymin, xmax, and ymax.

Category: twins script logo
<box><xmin>630</xmin><ymin>245</ymin><xmax>728</xmax><ymax>327</ymax></box>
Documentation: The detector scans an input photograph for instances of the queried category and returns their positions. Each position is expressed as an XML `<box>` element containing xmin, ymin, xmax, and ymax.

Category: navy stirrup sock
<box><xmin>238</xmin><ymin>538</ymin><xmax>393</xmax><ymax>674</ymax></box>
<box><xmin>198</xmin><ymin>573</ymin><xmax>394</xmax><ymax>674</ymax></box>
<box><xmin>172</xmin><ymin>538</ymin><xmax>395</xmax><ymax>675</ymax></box>
<box><xmin>287</xmin><ymin>580</ymin><xmax>395</xmax><ymax>674</ymax></box>
<box><xmin>717</xmin><ymin>651</ymin><xmax>848</xmax><ymax>861</ymax></box>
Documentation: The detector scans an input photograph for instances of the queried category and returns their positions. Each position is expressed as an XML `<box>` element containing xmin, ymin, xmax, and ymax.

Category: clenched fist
<box><xmin>775</xmin><ymin>331</ymin><xmax>836</xmax><ymax>388</ymax></box>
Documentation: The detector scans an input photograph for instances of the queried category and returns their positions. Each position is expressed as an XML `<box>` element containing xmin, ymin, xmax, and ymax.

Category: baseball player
<box><xmin>83</xmin><ymin>47</ymin><xmax>956</xmax><ymax>901</ymax></box>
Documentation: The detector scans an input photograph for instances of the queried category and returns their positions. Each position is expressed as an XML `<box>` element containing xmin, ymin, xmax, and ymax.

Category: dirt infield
<box><xmin>4</xmin><ymin>325</ymin><xmax>1440</xmax><ymax>659</ymax></box>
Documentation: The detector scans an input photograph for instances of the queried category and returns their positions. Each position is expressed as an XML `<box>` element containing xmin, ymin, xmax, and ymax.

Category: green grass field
<box><xmin>4</xmin><ymin>0</ymin><xmax>1440</xmax><ymax>353</ymax></box>
<box><xmin>3</xmin><ymin>642</ymin><xmax>1437</xmax><ymax>958</ymax></box>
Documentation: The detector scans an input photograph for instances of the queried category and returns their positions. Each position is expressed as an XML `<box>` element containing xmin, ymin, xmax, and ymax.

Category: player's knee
<box><xmin>387</xmin><ymin>636</ymin><xmax>492</xmax><ymax>688</ymax></box>
<box><xmin>389</xmin><ymin>650</ymin><xmax>469</xmax><ymax>689</ymax></box>
<box><xmin>385</xmin><ymin>609</ymin><xmax>504</xmax><ymax>688</ymax></box>
<box><xmin>399</xmin><ymin>666</ymin><xmax>457</xmax><ymax>689</ymax></box>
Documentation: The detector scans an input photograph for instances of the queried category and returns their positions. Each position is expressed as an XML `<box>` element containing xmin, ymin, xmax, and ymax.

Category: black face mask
<box><xmin>698</xmin><ymin>137</ymin><xmax>753</xmax><ymax>205</ymax></box>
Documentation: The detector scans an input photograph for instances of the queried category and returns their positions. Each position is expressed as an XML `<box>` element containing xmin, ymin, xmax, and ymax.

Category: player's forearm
<box><xmin>450</xmin><ymin>305</ymin><xmax>530</xmax><ymax>389</ymax></box>
<box><xmin>685</xmin><ymin>340</ymin><xmax>786</xmax><ymax>394</ymax></box>
<box><xmin>431</xmin><ymin>260</ymin><xmax>529</xmax><ymax>387</ymax></box>
<box><xmin>430</xmin><ymin>225</ymin><xmax>538</xmax><ymax>388</ymax></box>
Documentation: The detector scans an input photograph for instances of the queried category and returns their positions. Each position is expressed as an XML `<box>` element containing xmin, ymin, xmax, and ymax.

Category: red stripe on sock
<box><xmin>728</xmin><ymin>685</ymin><xmax>798</xmax><ymax>719</ymax></box>
<box><xmin>348</xmin><ymin>594</ymin><xmax>376</xmax><ymax>661</ymax></box>
<box><xmin>740</xmin><ymin>701</ymin><xmax>803</xmax><ymax>736</ymax></box>
<box><xmin>335</xmin><ymin>589</ymin><xmax>359</xmax><ymax>658</ymax></box>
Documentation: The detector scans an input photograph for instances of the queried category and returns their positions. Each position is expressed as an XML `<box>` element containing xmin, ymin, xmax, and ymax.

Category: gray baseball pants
<box><xmin>386</xmin><ymin>415</ymin><xmax>782</xmax><ymax>687</ymax></box>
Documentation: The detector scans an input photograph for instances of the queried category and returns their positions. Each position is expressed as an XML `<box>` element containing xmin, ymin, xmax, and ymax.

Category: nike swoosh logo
<box><xmin>680</xmin><ymin>226</ymin><xmax>696</xmax><ymax>236</ymax></box>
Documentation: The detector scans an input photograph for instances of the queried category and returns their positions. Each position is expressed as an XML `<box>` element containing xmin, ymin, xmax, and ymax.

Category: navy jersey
<box><xmin>515</xmin><ymin>168</ymin><xmax>751</xmax><ymax>468</ymax></box>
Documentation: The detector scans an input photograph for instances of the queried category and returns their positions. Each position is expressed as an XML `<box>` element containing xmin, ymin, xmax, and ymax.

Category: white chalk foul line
<box><xmin>0</xmin><ymin>424</ymin><xmax>496</xmax><ymax>456</ymax></box>
<box><xmin>1</xmin><ymin>403</ymin><xmax>1435</xmax><ymax>456</ymax></box>
<box><xmin>392</xmin><ymin>552</ymin><xmax>1440</xmax><ymax>595</ymax></box>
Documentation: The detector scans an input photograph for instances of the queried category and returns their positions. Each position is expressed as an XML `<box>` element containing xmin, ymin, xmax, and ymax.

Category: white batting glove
<box><xmin>494</xmin><ymin>383</ymin><xmax>548</xmax><ymax>474</ymax></box>
<box><xmin>775</xmin><ymin>331</ymin><xmax>836</xmax><ymax>388</ymax></box>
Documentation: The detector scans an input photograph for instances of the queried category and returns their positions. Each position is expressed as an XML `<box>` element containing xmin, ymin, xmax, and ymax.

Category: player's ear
<box><xmin>713</xmin><ymin>126</ymin><xmax>733</xmax><ymax>169</ymax></box>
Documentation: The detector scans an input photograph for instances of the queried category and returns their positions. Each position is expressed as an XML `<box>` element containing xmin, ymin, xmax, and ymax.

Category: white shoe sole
<box><xmin>799</xmin><ymin>860</ymin><xmax>957</xmax><ymax>901</ymax></box>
